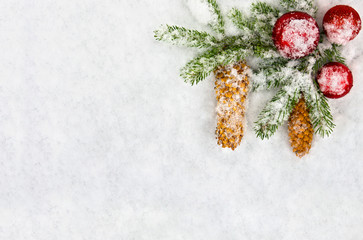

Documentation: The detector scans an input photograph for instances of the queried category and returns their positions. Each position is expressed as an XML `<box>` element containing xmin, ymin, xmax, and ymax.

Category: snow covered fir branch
<box><xmin>252</xmin><ymin>27</ymin><xmax>347</xmax><ymax>139</ymax></box>
<box><xmin>204</xmin><ymin>0</ymin><xmax>225</xmax><ymax>35</ymax></box>
<box><xmin>253</xmin><ymin>54</ymin><xmax>337</xmax><ymax>139</ymax></box>
<box><xmin>154</xmin><ymin>25</ymin><xmax>219</xmax><ymax>49</ymax></box>
<box><xmin>279</xmin><ymin>0</ymin><xmax>317</xmax><ymax>16</ymax></box>
<box><xmin>180</xmin><ymin>46</ymin><xmax>252</xmax><ymax>85</ymax></box>
<box><xmin>154</xmin><ymin>0</ymin><xmax>323</xmax><ymax>86</ymax></box>
<box><xmin>228</xmin><ymin>2</ymin><xmax>280</xmax><ymax>46</ymax></box>
<box><xmin>154</xmin><ymin>0</ymin><xmax>282</xmax><ymax>85</ymax></box>
<box><xmin>154</xmin><ymin>0</ymin><xmax>361</xmax><ymax>155</ymax></box>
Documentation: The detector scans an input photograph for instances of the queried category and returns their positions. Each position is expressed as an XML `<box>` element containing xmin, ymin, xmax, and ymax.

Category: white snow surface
<box><xmin>185</xmin><ymin>0</ymin><xmax>214</xmax><ymax>26</ymax></box>
<box><xmin>1</xmin><ymin>0</ymin><xmax>363</xmax><ymax>239</ymax></box>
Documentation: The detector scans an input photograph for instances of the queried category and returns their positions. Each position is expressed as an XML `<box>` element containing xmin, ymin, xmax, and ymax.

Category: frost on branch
<box><xmin>253</xmin><ymin>55</ymin><xmax>336</xmax><ymax>139</ymax></box>
<box><xmin>279</xmin><ymin>0</ymin><xmax>317</xmax><ymax>17</ymax></box>
<box><xmin>154</xmin><ymin>25</ymin><xmax>219</xmax><ymax>48</ymax></box>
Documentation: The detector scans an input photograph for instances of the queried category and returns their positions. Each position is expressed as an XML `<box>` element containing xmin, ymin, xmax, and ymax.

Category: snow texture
<box><xmin>1</xmin><ymin>0</ymin><xmax>363</xmax><ymax>239</ymax></box>
<box><xmin>185</xmin><ymin>0</ymin><xmax>213</xmax><ymax>26</ymax></box>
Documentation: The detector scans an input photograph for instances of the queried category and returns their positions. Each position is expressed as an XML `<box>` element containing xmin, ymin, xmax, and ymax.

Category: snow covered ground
<box><xmin>1</xmin><ymin>0</ymin><xmax>363</xmax><ymax>239</ymax></box>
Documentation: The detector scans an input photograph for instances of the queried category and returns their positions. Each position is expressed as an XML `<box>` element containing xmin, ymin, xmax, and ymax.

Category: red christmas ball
<box><xmin>323</xmin><ymin>5</ymin><xmax>362</xmax><ymax>45</ymax></box>
<box><xmin>272</xmin><ymin>11</ymin><xmax>320</xmax><ymax>59</ymax></box>
<box><xmin>316</xmin><ymin>62</ymin><xmax>353</xmax><ymax>99</ymax></box>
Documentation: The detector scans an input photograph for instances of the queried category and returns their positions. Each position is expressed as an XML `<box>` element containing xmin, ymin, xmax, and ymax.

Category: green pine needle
<box><xmin>303</xmin><ymin>86</ymin><xmax>335</xmax><ymax>138</ymax></box>
<box><xmin>253</xmin><ymin>42</ymin><xmax>341</xmax><ymax>139</ymax></box>
<box><xmin>228</xmin><ymin>8</ymin><xmax>255</xmax><ymax>32</ymax></box>
<box><xmin>254</xmin><ymin>87</ymin><xmax>301</xmax><ymax>139</ymax></box>
<box><xmin>279</xmin><ymin>0</ymin><xmax>317</xmax><ymax>16</ymax></box>
<box><xmin>252</xmin><ymin>57</ymin><xmax>290</xmax><ymax>90</ymax></box>
<box><xmin>154</xmin><ymin>0</ymin><xmax>279</xmax><ymax>85</ymax></box>
<box><xmin>251</xmin><ymin>2</ymin><xmax>280</xmax><ymax>17</ymax></box>
<box><xmin>228</xmin><ymin>2</ymin><xmax>279</xmax><ymax>44</ymax></box>
<box><xmin>180</xmin><ymin>46</ymin><xmax>252</xmax><ymax>85</ymax></box>
<box><xmin>313</xmin><ymin>43</ymin><xmax>346</xmax><ymax>73</ymax></box>
<box><xmin>154</xmin><ymin>25</ymin><xmax>219</xmax><ymax>48</ymax></box>
<box><xmin>205</xmin><ymin>0</ymin><xmax>225</xmax><ymax>36</ymax></box>
<box><xmin>180</xmin><ymin>48</ymin><xmax>221</xmax><ymax>86</ymax></box>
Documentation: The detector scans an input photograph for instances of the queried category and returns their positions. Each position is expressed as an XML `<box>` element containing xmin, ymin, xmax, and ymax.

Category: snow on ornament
<box><xmin>323</xmin><ymin>5</ymin><xmax>362</xmax><ymax>45</ymax></box>
<box><xmin>316</xmin><ymin>62</ymin><xmax>353</xmax><ymax>99</ymax></box>
<box><xmin>272</xmin><ymin>11</ymin><xmax>320</xmax><ymax>59</ymax></box>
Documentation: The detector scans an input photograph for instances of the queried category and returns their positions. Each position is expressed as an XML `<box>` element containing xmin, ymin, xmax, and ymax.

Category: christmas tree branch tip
<box><xmin>205</xmin><ymin>0</ymin><xmax>225</xmax><ymax>35</ymax></box>
<box><xmin>153</xmin><ymin>24</ymin><xmax>219</xmax><ymax>49</ymax></box>
<box><xmin>254</xmin><ymin>87</ymin><xmax>300</xmax><ymax>139</ymax></box>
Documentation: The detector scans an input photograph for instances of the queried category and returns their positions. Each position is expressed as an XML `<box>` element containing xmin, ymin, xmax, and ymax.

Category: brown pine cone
<box><xmin>288</xmin><ymin>96</ymin><xmax>314</xmax><ymax>158</ymax></box>
<box><xmin>214</xmin><ymin>62</ymin><xmax>250</xmax><ymax>150</ymax></box>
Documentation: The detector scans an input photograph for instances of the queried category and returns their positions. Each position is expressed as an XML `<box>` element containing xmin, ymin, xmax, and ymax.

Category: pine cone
<box><xmin>288</xmin><ymin>96</ymin><xmax>314</xmax><ymax>158</ymax></box>
<box><xmin>214</xmin><ymin>62</ymin><xmax>250</xmax><ymax>150</ymax></box>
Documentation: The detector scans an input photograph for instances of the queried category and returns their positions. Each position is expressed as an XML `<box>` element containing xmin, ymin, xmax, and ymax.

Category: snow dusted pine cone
<box><xmin>288</xmin><ymin>96</ymin><xmax>313</xmax><ymax>158</ymax></box>
<box><xmin>214</xmin><ymin>62</ymin><xmax>250</xmax><ymax>150</ymax></box>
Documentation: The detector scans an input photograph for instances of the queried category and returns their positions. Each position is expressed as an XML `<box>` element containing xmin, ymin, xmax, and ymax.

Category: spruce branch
<box><xmin>252</xmin><ymin>57</ymin><xmax>291</xmax><ymax>90</ymax></box>
<box><xmin>254</xmin><ymin>86</ymin><xmax>301</xmax><ymax>139</ymax></box>
<box><xmin>332</xmin><ymin>44</ymin><xmax>346</xmax><ymax>63</ymax></box>
<box><xmin>253</xmin><ymin>49</ymin><xmax>338</xmax><ymax>139</ymax></box>
<box><xmin>251</xmin><ymin>2</ymin><xmax>280</xmax><ymax>18</ymax></box>
<box><xmin>229</xmin><ymin>3</ymin><xmax>279</xmax><ymax>45</ymax></box>
<box><xmin>154</xmin><ymin>24</ymin><xmax>219</xmax><ymax>48</ymax></box>
<box><xmin>313</xmin><ymin>43</ymin><xmax>346</xmax><ymax>73</ymax></box>
<box><xmin>205</xmin><ymin>0</ymin><xmax>225</xmax><ymax>36</ymax></box>
<box><xmin>180</xmin><ymin>46</ymin><xmax>251</xmax><ymax>85</ymax></box>
<box><xmin>303</xmin><ymin>86</ymin><xmax>335</xmax><ymax>137</ymax></box>
<box><xmin>216</xmin><ymin>45</ymin><xmax>253</xmax><ymax>65</ymax></box>
<box><xmin>228</xmin><ymin>8</ymin><xmax>254</xmax><ymax>33</ymax></box>
<box><xmin>155</xmin><ymin>0</ymin><xmax>280</xmax><ymax>85</ymax></box>
<box><xmin>180</xmin><ymin>48</ymin><xmax>221</xmax><ymax>85</ymax></box>
<box><xmin>251</xmin><ymin>42</ymin><xmax>276</xmax><ymax>58</ymax></box>
<box><xmin>252</xmin><ymin>69</ymin><xmax>292</xmax><ymax>90</ymax></box>
<box><xmin>250</xmin><ymin>2</ymin><xmax>280</xmax><ymax>38</ymax></box>
<box><xmin>279</xmin><ymin>0</ymin><xmax>317</xmax><ymax>16</ymax></box>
